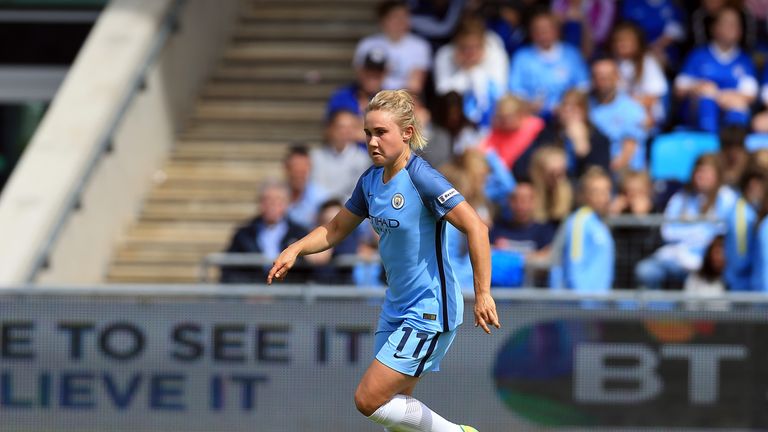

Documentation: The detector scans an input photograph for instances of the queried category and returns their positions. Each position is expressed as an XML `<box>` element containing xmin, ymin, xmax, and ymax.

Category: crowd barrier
<box><xmin>1</xmin><ymin>285</ymin><xmax>767</xmax><ymax>431</ymax></box>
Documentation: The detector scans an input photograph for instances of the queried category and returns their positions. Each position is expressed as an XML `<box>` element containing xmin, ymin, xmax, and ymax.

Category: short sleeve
<box><xmin>407</xmin><ymin>158</ymin><xmax>465</xmax><ymax>219</ymax></box>
<box><xmin>344</xmin><ymin>169</ymin><xmax>371</xmax><ymax>218</ymax></box>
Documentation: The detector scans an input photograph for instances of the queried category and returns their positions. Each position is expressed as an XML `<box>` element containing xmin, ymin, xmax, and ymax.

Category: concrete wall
<box><xmin>0</xmin><ymin>0</ymin><xmax>241</xmax><ymax>284</ymax></box>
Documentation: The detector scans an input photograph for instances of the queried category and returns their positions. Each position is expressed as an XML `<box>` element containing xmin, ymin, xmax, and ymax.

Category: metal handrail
<box><xmin>26</xmin><ymin>0</ymin><xmax>187</xmax><ymax>282</ymax></box>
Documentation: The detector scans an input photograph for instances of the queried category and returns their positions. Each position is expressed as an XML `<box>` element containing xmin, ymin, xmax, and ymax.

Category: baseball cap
<box><xmin>362</xmin><ymin>47</ymin><xmax>388</xmax><ymax>71</ymax></box>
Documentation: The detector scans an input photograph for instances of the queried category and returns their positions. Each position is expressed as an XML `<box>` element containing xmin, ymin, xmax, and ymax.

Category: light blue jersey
<box><xmin>750</xmin><ymin>218</ymin><xmax>768</xmax><ymax>293</ymax></box>
<box><xmin>345</xmin><ymin>155</ymin><xmax>466</xmax><ymax>333</ymax></box>
<box><xmin>589</xmin><ymin>92</ymin><xmax>648</xmax><ymax>171</ymax></box>
<box><xmin>724</xmin><ymin>197</ymin><xmax>757</xmax><ymax>291</ymax></box>
<box><xmin>559</xmin><ymin>207</ymin><xmax>615</xmax><ymax>292</ymax></box>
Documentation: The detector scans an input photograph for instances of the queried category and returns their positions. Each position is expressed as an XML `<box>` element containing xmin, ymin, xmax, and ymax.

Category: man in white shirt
<box><xmin>353</xmin><ymin>0</ymin><xmax>432</xmax><ymax>94</ymax></box>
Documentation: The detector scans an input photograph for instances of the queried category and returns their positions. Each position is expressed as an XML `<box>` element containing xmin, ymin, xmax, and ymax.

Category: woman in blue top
<box><xmin>268</xmin><ymin>90</ymin><xmax>498</xmax><ymax>432</ymax></box>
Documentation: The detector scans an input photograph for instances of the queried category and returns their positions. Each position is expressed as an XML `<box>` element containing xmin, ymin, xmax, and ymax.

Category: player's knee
<box><xmin>354</xmin><ymin>387</ymin><xmax>380</xmax><ymax>417</ymax></box>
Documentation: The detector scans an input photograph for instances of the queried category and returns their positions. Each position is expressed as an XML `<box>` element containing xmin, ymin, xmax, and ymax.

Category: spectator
<box><xmin>284</xmin><ymin>146</ymin><xmax>329</xmax><ymax>230</ymax></box>
<box><xmin>684</xmin><ymin>235</ymin><xmax>727</xmax><ymax>295</ymax></box>
<box><xmin>515</xmin><ymin>89</ymin><xmax>611</xmax><ymax>180</ymax></box>
<box><xmin>750</xmin><ymin>65</ymin><xmax>768</xmax><ymax>132</ymax></box>
<box><xmin>479</xmin><ymin>94</ymin><xmax>545</xmax><ymax>171</ymax></box>
<box><xmin>674</xmin><ymin>7</ymin><xmax>758</xmax><ymax>133</ymax></box>
<box><xmin>420</xmin><ymin>91</ymin><xmax>483</xmax><ymax>168</ymax></box>
<box><xmin>689</xmin><ymin>0</ymin><xmax>756</xmax><ymax>50</ymax></box>
<box><xmin>635</xmin><ymin>154</ymin><xmax>737</xmax><ymax>289</ymax></box>
<box><xmin>529</xmin><ymin>146</ymin><xmax>573</xmax><ymax>224</ymax></box>
<box><xmin>434</xmin><ymin>15</ymin><xmax>509</xmax><ymax>129</ymax></box>
<box><xmin>326</xmin><ymin>48</ymin><xmax>386</xmax><ymax>119</ymax></box>
<box><xmin>718</xmin><ymin>125</ymin><xmax>749</xmax><ymax>188</ymax></box>
<box><xmin>310</xmin><ymin>110</ymin><xmax>370</xmax><ymax>201</ymax></box>
<box><xmin>619</xmin><ymin>0</ymin><xmax>684</xmax><ymax>67</ymax></box>
<box><xmin>491</xmin><ymin>182</ymin><xmax>556</xmax><ymax>254</ymax></box>
<box><xmin>751</xmin><ymin>176</ymin><xmax>768</xmax><ymax>292</ymax></box>
<box><xmin>589</xmin><ymin>56</ymin><xmax>648</xmax><ymax>172</ymax></box>
<box><xmin>353</xmin><ymin>1</ymin><xmax>432</xmax><ymax>94</ymax></box>
<box><xmin>557</xmin><ymin>166</ymin><xmax>615</xmax><ymax>292</ymax></box>
<box><xmin>439</xmin><ymin>148</ymin><xmax>494</xmax><ymax>223</ymax></box>
<box><xmin>307</xmin><ymin>199</ymin><xmax>360</xmax><ymax>285</ymax></box>
<box><xmin>408</xmin><ymin>0</ymin><xmax>465</xmax><ymax>51</ymax></box>
<box><xmin>552</xmin><ymin>0</ymin><xmax>616</xmax><ymax>58</ymax></box>
<box><xmin>221</xmin><ymin>180</ymin><xmax>309</xmax><ymax>283</ymax></box>
<box><xmin>609</xmin><ymin>170</ymin><xmax>656</xmax><ymax>216</ymax></box>
<box><xmin>508</xmin><ymin>11</ymin><xmax>589</xmax><ymax>119</ymax></box>
<box><xmin>482</xmin><ymin>0</ymin><xmax>527</xmax><ymax>57</ymax></box>
<box><xmin>608</xmin><ymin>21</ymin><xmax>669</xmax><ymax>129</ymax></box>
<box><xmin>724</xmin><ymin>166</ymin><xmax>764</xmax><ymax>290</ymax></box>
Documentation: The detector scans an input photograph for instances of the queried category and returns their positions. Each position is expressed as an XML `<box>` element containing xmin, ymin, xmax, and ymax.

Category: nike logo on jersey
<box><xmin>393</xmin><ymin>352</ymin><xmax>411</xmax><ymax>359</ymax></box>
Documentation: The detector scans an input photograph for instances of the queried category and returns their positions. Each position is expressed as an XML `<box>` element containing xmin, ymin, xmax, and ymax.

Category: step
<box><xmin>214</xmin><ymin>65</ymin><xmax>353</xmax><ymax>84</ymax></box>
<box><xmin>233</xmin><ymin>23</ymin><xmax>375</xmax><ymax>41</ymax></box>
<box><xmin>182</xmin><ymin>123</ymin><xmax>323</xmax><ymax>142</ymax></box>
<box><xmin>106</xmin><ymin>264</ymin><xmax>201</xmax><ymax>284</ymax></box>
<box><xmin>201</xmin><ymin>82</ymin><xmax>337</xmax><ymax>100</ymax></box>
<box><xmin>241</xmin><ymin>6</ymin><xmax>374</xmax><ymax>22</ymax></box>
<box><xmin>193</xmin><ymin>100</ymin><xmax>325</xmax><ymax>122</ymax></box>
<box><xmin>223</xmin><ymin>43</ymin><xmax>354</xmax><ymax>63</ymax></box>
<box><xmin>140</xmin><ymin>201</ymin><xmax>257</xmax><ymax>222</ymax></box>
<box><xmin>147</xmin><ymin>186</ymin><xmax>261</xmax><ymax>202</ymax></box>
<box><xmin>113</xmin><ymin>247</ymin><xmax>211</xmax><ymax>265</ymax></box>
<box><xmin>171</xmin><ymin>141</ymin><xmax>311</xmax><ymax>161</ymax></box>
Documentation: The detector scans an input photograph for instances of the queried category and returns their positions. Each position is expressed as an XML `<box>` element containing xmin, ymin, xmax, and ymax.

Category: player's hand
<box><xmin>474</xmin><ymin>292</ymin><xmax>500</xmax><ymax>334</ymax></box>
<box><xmin>267</xmin><ymin>246</ymin><xmax>299</xmax><ymax>284</ymax></box>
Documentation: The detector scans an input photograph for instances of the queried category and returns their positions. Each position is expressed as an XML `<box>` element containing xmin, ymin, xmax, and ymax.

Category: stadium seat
<box><xmin>746</xmin><ymin>133</ymin><xmax>768</xmax><ymax>152</ymax></box>
<box><xmin>649</xmin><ymin>131</ymin><xmax>719</xmax><ymax>182</ymax></box>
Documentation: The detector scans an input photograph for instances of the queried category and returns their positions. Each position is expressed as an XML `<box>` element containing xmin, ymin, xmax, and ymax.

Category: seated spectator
<box><xmin>718</xmin><ymin>125</ymin><xmax>749</xmax><ymax>188</ymax></box>
<box><xmin>635</xmin><ymin>154</ymin><xmax>737</xmax><ymax>289</ymax></box>
<box><xmin>307</xmin><ymin>199</ymin><xmax>360</xmax><ymax>285</ymax></box>
<box><xmin>750</xmin><ymin>65</ymin><xmax>768</xmax><ymax>132</ymax></box>
<box><xmin>689</xmin><ymin>0</ymin><xmax>757</xmax><ymax>51</ymax></box>
<box><xmin>589</xmin><ymin>56</ymin><xmax>648</xmax><ymax>172</ymax></box>
<box><xmin>310</xmin><ymin>110</ymin><xmax>370</xmax><ymax>201</ymax></box>
<box><xmin>433</xmin><ymin>15</ymin><xmax>509</xmax><ymax>129</ymax></box>
<box><xmin>408</xmin><ymin>0</ymin><xmax>465</xmax><ymax>51</ymax></box>
<box><xmin>609</xmin><ymin>170</ymin><xmax>656</xmax><ymax>216</ymax></box>
<box><xmin>284</xmin><ymin>146</ymin><xmax>329</xmax><ymax>230</ymax></box>
<box><xmin>353</xmin><ymin>1</ymin><xmax>431</xmax><ymax>94</ymax></box>
<box><xmin>508</xmin><ymin>11</ymin><xmax>589</xmax><ymax>120</ymax></box>
<box><xmin>220</xmin><ymin>180</ymin><xmax>309</xmax><ymax>283</ymax></box>
<box><xmin>529</xmin><ymin>146</ymin><xmax>573</xmax><ymax>225</ymax></box>
<box><xmin>439</xmin><ymin>148</ymin><xmax>494</xmax><ymax>223</ymax></box>
<box><xmin>674</xmin><ymin>7</ymin><xmax>758</xmax><ymax>133</ymax></box>
<box><xmin>556</xmin><ymin>167</ymin><xmax>615</xmax><ymax>291</ymax></box>
<box><xmin>514</xmin><ymin>89</ymin><xmax>611</xmax><ymax>180</ymax></box>
<box><xmin>552</xmin><ymin>0</ymin><xmax>616</xmax><ymax>58</ymax></box>
<box><xmin>751</xmin><ymin>177</ymin><xmax>768</xmax><ymax>292</ymax></box>
<box><xmin>684</xmin><ymin>235</ymin><xmax>727</xmax><ymax>295</ymax></box>
<box><xmin>619</xmin><ymin>0</ymin><xmax>684</xmax><ymax>67</ymax></box>
<box><xmin>479</xmin><ymin>94</ymin><xmax>545</xmax><ymax>171</ymax></box>
<box><xmin>491</xmin><ymin>182</ymin><xmax>556</xmax><ymax>254</ymax></box>
<box><xmin>326</xmin><ymin>48</ymin><xmax>386</xmax><ymax>119</ymax></box>
<box><xmin>724</xmin><ymin>166</ymin><xmax>764</xmax><ymax>290</ymax></box>
<box><xmin>609</xmin><ymin>21</ymin><xmax>669</xmax><ymax>130</ymax></box>
<box><xmin>481</xmin><ymin>0</ymin><xmax>527</xmax><ymax>57</ymax></box>
<box><xmin>420</xmin><ymin>91</ymin><xmax>483</xmax><ymax>168</ymax></box>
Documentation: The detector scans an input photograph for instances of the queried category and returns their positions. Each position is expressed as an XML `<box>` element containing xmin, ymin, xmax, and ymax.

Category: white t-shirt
<box><xmin>617</xmin><ymin>54</ymin><xmax>669</xmax><ymax>121</ymax></box>
<box><xmin>353</xmin><ymin>33</ymin><xmax>432</xmax><ymax>90</ymax></box>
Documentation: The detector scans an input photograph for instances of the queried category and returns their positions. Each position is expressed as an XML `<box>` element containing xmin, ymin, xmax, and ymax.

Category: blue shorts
<box><xmin>374</xmin><ymin>320</ymin><xmax>457</xmax><ymax>377</ymax></box>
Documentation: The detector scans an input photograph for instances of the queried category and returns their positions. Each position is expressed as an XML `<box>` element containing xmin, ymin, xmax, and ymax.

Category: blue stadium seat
<box><xmin>650</xmin><ymin>131</ymin><xmax>719</xmax><ymax>182</ymax></box>
<box><xmin>746</xmin><ymin>133</ymin><xmax>768</xmax><ymax>152</ymax></box>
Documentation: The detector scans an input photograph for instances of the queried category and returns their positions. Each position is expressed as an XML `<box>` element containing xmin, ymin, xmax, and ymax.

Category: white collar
<box><xmin>709</xmin><ymin>43</ymin><xmax>740</xmax><ymax>64</ymax></box>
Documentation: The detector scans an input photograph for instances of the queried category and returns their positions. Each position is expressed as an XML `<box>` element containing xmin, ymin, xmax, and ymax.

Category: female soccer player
<box><xmin>268</xmin><ymin>90</ymin><xmax>499</xmax><ymax>432</ymax></box>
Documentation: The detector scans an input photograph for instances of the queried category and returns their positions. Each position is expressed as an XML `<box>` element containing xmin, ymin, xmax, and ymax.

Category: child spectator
<box><xmin>684</xmin><ymin>235</ymin><xmax>727</xmax><ymax>295</ymax></box>
<box><xmin>310</xmin><ymin>110</ymin><xmax>370</xmax><ymax>201</ymax></box>
<box><xmin>619</xmin><ymin>0</ymin><xmax>684</xmax><ymax>67</ymax></box>
<box><xmin>674</xmin><ymin>7</ymin><xmax>758</xmax><ymax>133</ymax></box>
<box><xmin>724</xmin><ymin>167</ymin><xmax>764</xmax><ymax>290</ymax></box>
<box><xmin>508</xmin><ymin>11</ymin><xmax>590</xmax><ymax>119</ymax></box>
<box><xmin>608</xmin><ymin>21</ymin><xmax>669</xmax><ymax>130</ymax></box>
<box><xmin>433</xmin><ymin>15</ymin><xmax>509</xmax><ymax>129</ymax></box>
<box><xmin>635</xmin><ymin>154</ymin><xmax>737</xmax><ymax>289</ymax></box>
<box><xmin>515</xmin><ymin>89</ymin><xmax>611</xmax><ymax>180</ymax></box>
<box><xmin>689</xmin><ymin>0</ymin><xmax>756</xmax><ymax>50</ymax></box>
<box><xmin>479</xmin><ymin>94</ymin><xmax>545</xmax><ymax>171</ymax></box>
<box><xmin>353</xmin><ymin>1</ymin><xmax>432</xmax><ymax>94</ymax></box>
<box><xmin>529</xmin><ymin>146</ymin><xmax>573</xmax><ymax>225</ymax></box>
<box><xmin>610</xmin><ymin>170</ymin><xmax>656</xmax><ymax>216</ymax></box>
<box><xmin>557</xmin><ymin>167</ymin><xmax>615</xmax><ymax>292</ymax></box>
<box><xmin>589</xmin><ymin>56</ymin><xmax>648</xmax><ymax>172</ymax></box>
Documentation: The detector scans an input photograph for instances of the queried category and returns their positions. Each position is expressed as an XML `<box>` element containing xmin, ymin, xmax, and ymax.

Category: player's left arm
<box><xmin>444</xmin><ymin>201</ymin><xmax>500</xmax><ymax>334</ymax></box>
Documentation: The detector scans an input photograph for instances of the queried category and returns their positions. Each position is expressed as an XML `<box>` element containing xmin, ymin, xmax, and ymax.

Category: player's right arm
<box><xmin>267</xmin><ymin>208</ymin><xmax>364</xmax><ymax>284</ymax></box>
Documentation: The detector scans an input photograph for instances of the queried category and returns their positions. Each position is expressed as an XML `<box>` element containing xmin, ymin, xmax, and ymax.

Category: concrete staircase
<box><xmin>106</xmin><ymin>0</ymin><xmax>377</xmax><ymax>283</ymax></box>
